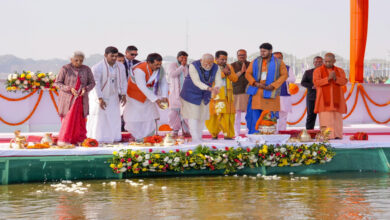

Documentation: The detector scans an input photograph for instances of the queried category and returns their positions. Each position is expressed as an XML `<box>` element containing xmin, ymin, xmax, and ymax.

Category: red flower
<box><xmin>246</xmin><ymin>148</ymin><xmax>251</xmax><ymax>152</ymax></box>
<box><xmin>176</xmin><ymin>149</ymin><xmax>180</xmax><ymax>152</ymax></box>
<box><xmin>258</xmin><ymin>153</ymin><xmax>262</xmax><ymax>157</ymax></box>
<box><xmin>298</xmin><ymin>149</ymin><xmax>302</xmax><ymax>152</ymax></box>
<box><xmin>234</xmin><ymin>159</ymin><xmax>240</xmax><ymax>163</ymax></box>
<box><xmin>120</xmin><ymin>158</ymin><xmax>125</xmax><ymax>163</ymax></box>
<box><xmin>149</xmin><ymin>149</ymin><xmax>153</xmax><ymax>153</ymax></box>
<box><xmin>186</xmin><ymin>152</ymin><xmax>190</xmax><ymax>156</ymax></box>
<box><xmin>135</xmin><ymin>154</ymin><xmax>139</xmax><ymax>158</ymax></box>
<box><xmin>317</xmin><ymin>151</ymin><xmax>321</xmax><ymax>154</ymax></box>
<box><xmin>148</xmin><ymin>160</ymin><xmax>152</xmax><ymax>164</ymax></box>
<box><xmin>281</xmin><ymin>154</ymin><xmax>286</xmax><ymax>158</ymax></box>
<box><xmin>276</xmin><ymin>152</ymin><xmax>281</xmax><ymax>157</ymax></box>
<box><xmin>225</xmin><ymin>147</ymin><xmax>229</xmax><ymax>151</ymax></box>
<box><xmin>114</xmin><ymin>167</ymin><xmax>118</xmax><ymax>170</ymax></box>
<box><xmin>210</xmin><ymin>165</ymin><xmax>215</xmax><ymax>171</ymax></box>
<box><xmin>162</xmin><ymin>150</ymin><xmax>166</xmax><ymax>154</ymax></box>
<box><xmin>127</xmin><ymin>158</ymin><xmax>132</xmax><ymax>162</ymax></box>
<box><xmin>212</xmin><ymin>146</ymin><xmax>217</xmax><ymax>149</ymax></box>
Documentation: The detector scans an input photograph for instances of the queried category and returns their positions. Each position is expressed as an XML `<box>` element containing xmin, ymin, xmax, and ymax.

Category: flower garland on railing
<box><xmin>5</xmin><ymin>71</ymin><xmax>57</xmax><ymax>93</ymax></box>
<box><xmin>109</xmin><ymin>143</ymin><xmax>335</xmax><ymax>174</ymax></box>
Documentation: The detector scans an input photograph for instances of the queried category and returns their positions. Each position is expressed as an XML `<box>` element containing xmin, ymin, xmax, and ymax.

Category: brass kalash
<box><xmin>9</xmin><ymin>130</ymin><xmax>28</xmax><ymax>149</ymax></box>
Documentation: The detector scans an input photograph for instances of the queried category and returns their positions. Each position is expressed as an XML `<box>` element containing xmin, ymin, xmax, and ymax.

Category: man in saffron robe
<box><xmin>245</xmin><ymin>43</ymin><xmax>288</xmax><ymax>134</ymax></box>
<box><xmin>273</xmin><ymin>52</ymin><xmax>296</xmax><ymax>131</ymax></box>
<box><xmin>205</xmin><ymin>50</ymin><xmax>238</xmax><ymax>140</ymax></box>
<box><xmin>180</xmin><ymin>54</ymin><xmax>223</xmax><ymax>142</ymax></box>
<box><xmin>55</xmin><ymin>51</ymin><xmax>95</xmax><ymax>145</ymax></box>
<box><xmin>313</xmin><ymin>53</ymin><xmax>348</xmax><ymax>139</ymax></box>
<box><xmin>230</xmin><ymin>49</ymin><xmax>250</xmax><ymax>137</ymax></box>
<box><xmin>87</xmin><ymin>46</ymin><xmax>127</xmax><ymax>143</ymax></box>
<box><xmin>123</xmin><ymin>53</ymin><xmax>168</xmax><ymax>141</ymax></box>
<box><xmin>167</xmin><ymin>51</ymin><xmax>190</xmax><ymax>137</ymax></box>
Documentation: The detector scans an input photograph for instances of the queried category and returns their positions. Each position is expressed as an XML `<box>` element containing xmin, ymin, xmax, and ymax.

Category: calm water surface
<box><xmin>1</xmin><ymin>173</ymin><xmax>390</xmax><ymax>219</ymax></box>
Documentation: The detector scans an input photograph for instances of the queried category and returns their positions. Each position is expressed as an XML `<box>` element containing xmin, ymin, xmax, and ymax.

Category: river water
<box><xmin>1</xmin><ymin>173</ymin><xmax>390</xmax><ymax>219</ymax></box>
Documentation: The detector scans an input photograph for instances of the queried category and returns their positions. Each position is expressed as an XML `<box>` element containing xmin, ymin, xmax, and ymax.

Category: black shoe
<box><xmin>334</xmin><ymin>137</ymin><xmax>342</xmax><ymax>140</ymax></box>
<box><xmin>212</xmin><ymin>136</ymin><xmax>218</xmax><ymax>140</ymax></box>
<box><xmin>224</xmin><ymin>137</ymin><xmax>233</xmax><ymax>140</ymax></box>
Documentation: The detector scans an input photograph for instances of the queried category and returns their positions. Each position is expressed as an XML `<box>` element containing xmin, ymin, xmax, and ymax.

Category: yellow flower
<box><xmin>188</xmin><ymin>150</ymin><xmax>193</xmax><ymax>155</ymax></box>
<box><xmin>262</xmin><ymin>145</ymin><xmax>268</xmax><ymax>150</ymax></box>
<box><xmin>117</xmin><ymin>163</ymin><xmax>123</xmax><ymax>168</ymax></box>
<box><xmin>154</xmin><ymin>154</ymin><xmax>160</xmax><ymax>159</ymax></box>
<box><xmin>26</xmin><ymin>74</ymin><xmax>32</xmax><ymax>79</ymax></box>
<box><xmin>27</xmin><ymin>71</ymin><xmax>31</xmax><ymax>73</ymax></box>
<box><xmin>320</xmin><ymin>146</ymin><xmax>327</xmax><ymax>152</ymax></box>
<box><xmin>113</xmin><ymin>151</ymin><xmax>118</xmax><ymax>155</ymax></box>
<box><xmin>159</xmin><ymin>165</ymin><xmax>164</xmax><ymax>169</ymax></box>
<box><xmin>110</xmin><ymin>164</ymin><xmax>116</xmax><ymax>168</ymax></box>
<box><xmin>237</xmin><ymin>147</ymin><xmax>242</xmax><ymax>151</ymax></box>
<box><xmin>237</xmin><ymin>154</ymin><xmax>243</xmax><ymax>160</ymax></box>
<box><xmin>131</xmin><ymin>151</ymin><xmax>135</xmax><ymax>156</ymax></box>
<box><xmin>34</xmin><ymin>82</ymin><xmax>40</xmax><ymax>86</ymax></box>
<box><xmin>20</xmin><ymin>73</ymin><xmax>26</xmax><ymax>78</ymax></box>
<box><xmin>302</xmin><ymin>155</ymin><xmax>306</xmax><ymax>159</ymax></box>
<box><xmin>142</xmin><ymin>168</ymin><xmax>148</xmax><ymax>172</ymax></box>
<box><xmin>262</xmin><ymin>149</ymin><xmax>268</xmax><ymax>154</ymax></box>
<box><xmin>38</xmin><ymin>73</ymin><xmax>45</xmax><ymax>78</ymax></box>
<box><xmin>6</xmin><ymin>87</ymin><xmax>11</xmax><ymax>91</ymax></box>
<box><xmin>198</xmin><ymin>153</ymin><xmax>205</xmax><ymax>159</ymax></box>
<box><xmin>133</xmin><ymin>170</ymin><xmax>139</xmax><ymax>174</ymax></box>
<box><xmin>153</xmin><ymin>163</ymin><xmax>159</xmax><ymax>167</ymax></box>
<box><xmin>133</xmin><ymin>163</ymin><xmax>139</xmax><ymax>168</ymax></box>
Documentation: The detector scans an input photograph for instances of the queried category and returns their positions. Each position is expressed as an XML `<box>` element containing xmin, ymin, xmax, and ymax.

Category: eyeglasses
<box><xmin>130</xmin><ymin>53</ymin><xmax>138</xmax><ymax>56</ymax></box>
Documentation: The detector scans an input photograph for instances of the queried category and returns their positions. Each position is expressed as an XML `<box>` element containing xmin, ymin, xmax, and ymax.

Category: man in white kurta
<box><xmin>273</xmin><ymin>52</ymin><xmax>296</xmax><ymax>131</ymax></box>
<box><xmin>123</xmin><ymin>53</ymin><xmax>168</xmax><ymax>141</ymax></box>
<box><xmin>87</xmin><ymin>47</ymin><xmax>127</xmax><ymax>143</ymax></box>
<box><xmin>180</xmin><ymin>54</ymin><xmax>223</xmax><ymax>142</ymax></box>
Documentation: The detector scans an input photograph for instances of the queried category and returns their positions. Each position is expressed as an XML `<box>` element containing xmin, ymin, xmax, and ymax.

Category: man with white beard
<box><xmin>87</xmin><ymin>46</ymin><xmax>127</xmax><ymax>143</ymax></box>
<box><xmin>180</xmin><ymin>54</ymin><xmax>223</xmax><ymax>142</ymax></box>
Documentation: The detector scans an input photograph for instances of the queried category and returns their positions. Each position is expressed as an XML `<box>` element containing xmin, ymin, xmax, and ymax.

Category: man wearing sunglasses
<box><xmin>124</xmin><ymin>45</ymin><xmax>140</xmax><ymax>79</ymax></box>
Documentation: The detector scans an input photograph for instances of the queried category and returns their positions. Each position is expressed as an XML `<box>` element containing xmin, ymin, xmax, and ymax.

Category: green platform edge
<box><xmin>1</xmin><ymin>147</ymin><xmax>389</xmax><ymax>185</ymax></box>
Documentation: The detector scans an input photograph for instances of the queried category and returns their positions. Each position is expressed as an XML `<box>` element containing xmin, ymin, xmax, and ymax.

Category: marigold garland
<box><xmin>287</xmin><ymin>108</ymin><xmax>307</xmax><ymax>125</ymax></box>
<box><xmin>0</xmin><ymin>89</ymin><xmax>38</xmax><ymax>101</ymax></box>
<box><xmin>81</xmin><ymin>138</ymin><xmax>99</xmax><ymax>147</ymax></box>
<box><xmin>0</xmin><ymin>92</ymin><xmax>43</xmax><ymax>126</ymax></box>
<box><xmin>292</xmin><ymin>91</ymin><xmax>307</xmax><ymax>106</ymax></box>
<box><xmin>49</xmin><ymin>91</ymin><xmax>59</xmax><ymax>113</ymax></box>
<box><xmin>109</xmin><ymin>144</ymin><xmax>335</xmax><ymax>174</ymax></box>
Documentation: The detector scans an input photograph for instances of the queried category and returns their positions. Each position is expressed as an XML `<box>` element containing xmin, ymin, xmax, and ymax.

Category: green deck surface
<box><xmin>1</xmin><ymin>148</ymin><xmax>389</xmax><ymax>184</ymax></box>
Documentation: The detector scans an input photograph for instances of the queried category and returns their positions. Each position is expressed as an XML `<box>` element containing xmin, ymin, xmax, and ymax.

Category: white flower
<box><xmin>145</xmin><ymin>154</ymin><xmax>150</xmax><ymax>160</ymax></box>
<box><xmin>15</xmin><ymin>80</ymin><xmax>20</xmax><ymax>85</ymax></box>
<box><xmin>264</xmin><ymin>161</ymin><xmax>271</xmax><ymax>166</ymax></box>
<box><xmin>32</xmin><ymin>75</ymin><xmax>38</xmax><ymax>80</ymax></box>
<box><xmin>174</xmin><ymin>157</ymin><xmax>180</xmax><ymax>163</ymax></box>
<box><xmin>215</xmin><ymin>157</ymin><xmax>222</xmax><ymax>163</ymax></box>
<box><xmin>304</xmin><ymin>150</ymin><xmax>310</xmax><ymax>155</ymax></box>
<box><xmin>237</xmin><ymin>166</ymin><xmax>244</xmax><ymax>169</ymax></box>
<box><xmin>326</xmin><ymin>158</ymin><xmax>332</xmax><ymax>162</ymax></box>
<box><xmin>119</xmin><ymin>167</ymin><xmax>127</xmax><ymax>173</ymax></box>
<box><xmin>190</xmin><ymin>163</ymin><xmax>196</xmax><ymax>167</ymax></box>
<box><xmin>137</xmin><ymin>156</ymin><xmax>143</xmax><ymax>162</ymax></box>
<box><xmin>128</xmin><ymin>162</ymin><xmax>132</xmax><ymax>166</ymax></box>
<box><xmin>142</xmin><ymin>161</ymin><xmax>149</xmax><ymax>167</ymax></box>
<box><xmin>30</xmin><ymin>72</ymin><xmax>35</xmax><ymax>76</ymax></box>
<box><xmin>312</xmin><ymin>152</ymin><xmax>317</xmax><ymax>157</ymax></box>
<box><xmin>119</xmin><ymin>152</ymin><xmax>125</xmax><ymax>157</ymax></box>
<box><xmin>164</xmin><ymin>156</ymin><xmax>169</xmax><ymax>162</ymax></box>
<box><xmin>7</xmin><ymin>74</ymin><xmax>12</xmax><ymax>81</ymax></box>
<box><xmin>274</xmin><ymin>148</ymin><xmax>279</xmax><ymax>152</ymax></box>
<box><xmin>222</xmin><ymin>159</ymin><xmax>228</xmax><ymax>164</ymax></box>
<box><xmin>223</xmin><ymin>154</ymin><xmax>227</xmax><ymax>158</ymax></box>
<box><xmin>200</xmin><ymin>166</ymin><xmax>206</xmax><ymax>170</ymax></box>
<box><xmin>183</xmin><ymin>163</ymin><xmax>189</xmax><ymax>168</ymax></box>
<box><xmin>40</xmin><ymin>86</ymin><xmax>45</xmax><ymax>90</ymax></box>
<box><xmin>280</xmin><ymin>147</ymin><xmax>286</xmax><ymax>153</ymax></box>
<box><xmin>167</xmin><ymin>159</ymin><xmax>173</xmax><ymax>164</ymax></box>
<box><xmin>12</xmin><ymin>74</ymin><xmax>18</xmax><ymax>80</ymax></box>
<box><xmin>23</xmin><ymin>80</ymin><xmax>28</xmax><ymax>85</ymax></box>
<box><xmin>49</xmin><ymin>75</ymin><xmax>56</xmax><ymax>80</ymax></box>
<box><xmin>48</xmin><ymin>72</ymin><xmax>53</xmax><ymax>76</ymax></box>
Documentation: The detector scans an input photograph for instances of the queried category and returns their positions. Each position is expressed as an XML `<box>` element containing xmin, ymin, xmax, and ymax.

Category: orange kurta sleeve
<box><xmin>334</xmin><ymin>68</ymin><xmax>348</xmax><ymax>86</ymax></box>
<box><xmin>227</xmin><ymin>65</ymin><xmax>238</xmax><ymax>83</ymax></box>
<box><xmin>245</xmin><ymin>61</ymin><xmax>256</xmax><ymax>86</ymax></box>
<box><xmin>313</xmin><ymin>68</ymin><xmax>330</xmax><ymax>87</ymax></box>
<box><xmin>270</xmin><ymin>61</ymin><xmax>288</xmax><ymax>89</ymax></box>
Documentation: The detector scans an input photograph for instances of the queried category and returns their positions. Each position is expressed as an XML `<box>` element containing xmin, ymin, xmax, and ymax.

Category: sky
<box><xmin>0</xmin><ymin>0</ymin><xmax>389</xmax><ymax>60</ymax></box>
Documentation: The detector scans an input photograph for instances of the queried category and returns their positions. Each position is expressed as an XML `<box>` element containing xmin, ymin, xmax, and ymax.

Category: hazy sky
<box><xmin>0</xmin><ymin>0</ymin><xmax>389</xmax><ymax>60</ymax></box>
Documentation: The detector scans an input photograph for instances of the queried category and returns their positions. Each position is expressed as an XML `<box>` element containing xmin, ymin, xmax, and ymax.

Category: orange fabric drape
<box><xmin>350</xmin><ymin>0</ymin><xmax>369</xmax><ymax>83</ymax></box>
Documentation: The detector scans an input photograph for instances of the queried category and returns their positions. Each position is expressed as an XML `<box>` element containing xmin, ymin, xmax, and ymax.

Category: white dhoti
<box><xmin>124</xmin><ymin>96</ymin><xmax>160</xmax><ymax>140</ymax></box>
<box><xmin>87</xmin><ymin>94</ymin><xmax>122</xmax><ymax>143</ymax></box>
<box><xmin>181</xmin><ymin>98</ymin><xmax>210</xmax><ymax>142</ymax></box>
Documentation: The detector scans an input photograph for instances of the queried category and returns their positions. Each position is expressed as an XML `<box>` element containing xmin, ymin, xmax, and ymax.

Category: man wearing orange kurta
<box><xmin>206</xmin><ymin>51</ymin><xmax>238</xmax><ymax>139</ymax></box>
<box><xmin>245</xmin><ymin>43</ymin><xmax>288</xmax><ymax>134</ymax></box>
<box><xmin>313</xmin><ymin>53</ymin><xmax>348</xmax><ymax>139</ymax></box>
